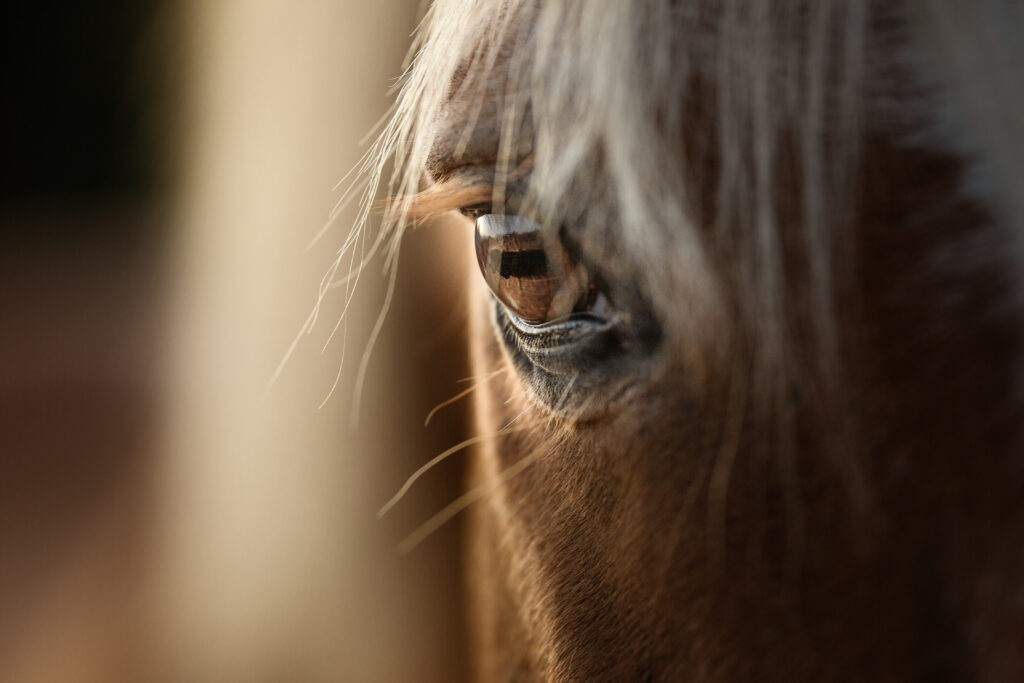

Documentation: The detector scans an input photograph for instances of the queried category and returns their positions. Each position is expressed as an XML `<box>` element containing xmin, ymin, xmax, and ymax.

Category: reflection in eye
<box><xmin>474</xmin><ymin>214</ymin><xmax>600</xmax><ymax>325</ymax></box>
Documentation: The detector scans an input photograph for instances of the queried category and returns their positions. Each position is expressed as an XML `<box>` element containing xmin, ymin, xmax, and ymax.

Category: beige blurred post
<box><xmin>155</xmin><ymin>2</ymin><xmax>440</xmax><ymax>680</ymax></box>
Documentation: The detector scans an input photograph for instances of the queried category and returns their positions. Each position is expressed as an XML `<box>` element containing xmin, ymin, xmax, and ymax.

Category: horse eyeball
<box><xmin>474</xmin><ymin>214</ymin><xmax>598</xmax><ymax>325</ymax></box>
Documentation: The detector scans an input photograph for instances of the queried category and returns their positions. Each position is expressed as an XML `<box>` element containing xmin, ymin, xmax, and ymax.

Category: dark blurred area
<box><xmin>1</xmin><ymin>2</ymin><xmax>166</xmax><ymax>679</ymax></box>
<box><xmin>2</xmin><ymin>1</ymin><xmax>165</xmax><ymax>206</ymax></box>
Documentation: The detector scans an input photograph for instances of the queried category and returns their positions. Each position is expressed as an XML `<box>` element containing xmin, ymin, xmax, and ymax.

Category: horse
<box><xmin>361</xmin><ymin>0</ymin><xmax>1024</xmax><ymax>679</ymax></box>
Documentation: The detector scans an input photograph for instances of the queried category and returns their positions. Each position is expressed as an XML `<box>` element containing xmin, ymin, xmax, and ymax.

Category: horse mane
<box><xmin>336</xmin><ymin>4</ymin><xmax>1024</xmax><ymax>676</ymax></box>
<box><xmin>333</xmin><ymin>0</ymin><xmax>1023</xmax><ymax>420</ymax></box>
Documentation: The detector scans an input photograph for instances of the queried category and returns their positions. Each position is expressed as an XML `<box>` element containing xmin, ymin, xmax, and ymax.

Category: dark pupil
<box><xmin>499</xmin><ymin>249</ymin><xmax>547</xmax><ymax>279</ymax></box>
<box><xmin>474</xmin><ymin>214</ymin><xmax>590</xmax><ymax>325</ymax></box>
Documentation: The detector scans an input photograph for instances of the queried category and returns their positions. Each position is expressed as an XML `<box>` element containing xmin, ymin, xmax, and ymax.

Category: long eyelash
<box><xmin>385</xmin><ymin>155</ymin><xmax>535</xmax><ymax>223</ymax></box>
<box><xmin>381</xmin><ymin>181</ymin><xmax>493</xmax><ymax>221</ymax></box>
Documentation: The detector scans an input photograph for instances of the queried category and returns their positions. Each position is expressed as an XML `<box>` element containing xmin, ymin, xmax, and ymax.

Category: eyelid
<box><xmin>459</xmin><ymin>202</ymin><xmax>493</xmax><ymax>219</ymax></box>
<box><xmin>408</xmin><ymin>160</ymin><xmax>531</xmax><ymax>220</ymax></box>
<box><xmin>385</xmin><ymin>177</ymin><xmax>494</xmax><ymax>221</ymax></box>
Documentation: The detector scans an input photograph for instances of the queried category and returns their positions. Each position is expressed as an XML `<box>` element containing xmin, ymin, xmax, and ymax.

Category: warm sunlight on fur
<box><xmin>361</xmin><ymin>1</ymin><xmax>1024</xmax><ymax>680</ymax></box>
<box><xmin>5</xmin><ymin>1</ymin><xmax>1023</xmax><ymax>681</ymax></box>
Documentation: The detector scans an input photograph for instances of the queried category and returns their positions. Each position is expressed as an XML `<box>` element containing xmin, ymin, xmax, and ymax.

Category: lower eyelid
<box><xmin>496</xmin><ymin>302</ymin><xmax>621</xmax><ymax>377</ymax></box>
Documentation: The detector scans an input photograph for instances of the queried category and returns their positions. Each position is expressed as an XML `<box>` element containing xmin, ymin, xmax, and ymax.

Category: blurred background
<box><xmin>1</xmin><ymin>1</ymin><xmax>471</xmax><ymax>680</ymax></box>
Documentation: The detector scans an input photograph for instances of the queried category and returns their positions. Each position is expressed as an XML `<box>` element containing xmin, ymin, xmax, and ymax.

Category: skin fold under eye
<box><xmin>473</xmin><ymin>214</ymin><xmax>606</xmax><ymax>326</ymax></box>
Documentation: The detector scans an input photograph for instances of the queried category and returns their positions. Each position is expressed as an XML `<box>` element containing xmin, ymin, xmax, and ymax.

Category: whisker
<box><xmin>456</xmin><ymin>368</ymin><xmax>508</xmax><ymax>384</ymax></box>
<box><xmin>554</xmin><ymin>374</ymin><xmax>578</xmax><ymax>412</ymax></box>
<box><xmin>500</xmin><ymin>403</ymin><xmax>534</xmax><ymax>431</ymax></box>
<box><xmin>377</xmin><ymin>426</ymin><xmax>527</xmax><ymax>519</ymax></box>
<box><xmin>396</xmin><ymin>445</ymin><xmax>544</xmax><ymax>556</ymax></box>
<box><xmin>503</xmin><ymin>388</ymin><xmax>530</xmax><ymax>406</ymax></box>
<box><xmin>424</xmin><ymin>369</ymin><xmax>506</xmax><ymax>426</ymax></box>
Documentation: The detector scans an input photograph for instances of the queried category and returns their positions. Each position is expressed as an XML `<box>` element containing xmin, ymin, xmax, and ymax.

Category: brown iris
<box><xmin>474</xmin><ymin>215</ymin><xmax>597</xmax><ymax>325</ymax></box>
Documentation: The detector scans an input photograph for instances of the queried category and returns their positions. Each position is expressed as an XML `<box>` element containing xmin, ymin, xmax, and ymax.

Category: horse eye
<box><xmin>474</xmin><ymin>214</ymin><xmax>602</xmax><ymax>325</ymax></box>
<box><xmin>459</xmin><ymin>204</ymin><xmax>491</xmax><ymax>220</ymax></box>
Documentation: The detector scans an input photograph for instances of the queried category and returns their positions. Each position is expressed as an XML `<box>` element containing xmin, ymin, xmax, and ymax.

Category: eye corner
<box><xmin>458</xmin><ymin>203</ymin><xmax>492</xmax><ymax>220</ymax></box>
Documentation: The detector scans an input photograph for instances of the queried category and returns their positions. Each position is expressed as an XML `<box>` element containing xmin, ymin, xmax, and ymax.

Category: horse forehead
<box><xmin>424</xmin><ymin>28</ymin><xmax>537</xmax><ymax>180</ymax></box>
<box><xmin>425</xmin><ymin>86</ymin><xmax>536</xmax><ymax>184</ymax></box>
<box><xmin>424</xmin><ymin>99</ymin><xmax>505</xmax><ymax>182</ymax></box>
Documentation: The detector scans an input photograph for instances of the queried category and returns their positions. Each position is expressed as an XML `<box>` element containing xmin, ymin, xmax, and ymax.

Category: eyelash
<box><xmin>459</xmin><ymin>204</ymin><xmax>492</xmax><ymax>220</ymax></box>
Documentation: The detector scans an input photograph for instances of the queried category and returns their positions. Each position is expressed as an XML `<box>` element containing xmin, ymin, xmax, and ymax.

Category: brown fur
<box><xmin>380</xmin><ymin>1</ymin><xmax>1024</xmax><ymax>680</ymax></box>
